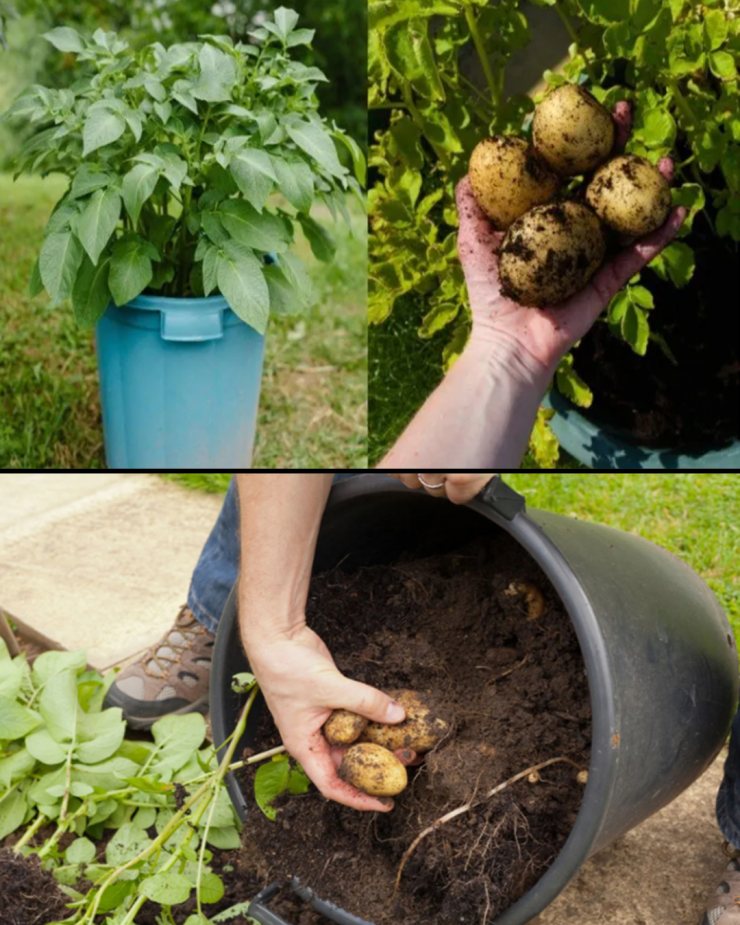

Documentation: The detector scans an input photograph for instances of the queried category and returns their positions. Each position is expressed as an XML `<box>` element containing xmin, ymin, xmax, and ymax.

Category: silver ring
<box><xmin>418</xmin><ymin>474</ymin><xmax>446</xmax><ymax>491</ymax></box>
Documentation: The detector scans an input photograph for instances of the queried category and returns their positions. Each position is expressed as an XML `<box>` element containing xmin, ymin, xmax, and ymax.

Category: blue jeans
<box><xmin>717</xmin><ymin>710</ymin><xmax>740</xmax><ymax>848</ymax></box>
<box><xmin>187</xmin><ymin>474</ymin><xmax>356</xmax><ymax>635</ymax></box>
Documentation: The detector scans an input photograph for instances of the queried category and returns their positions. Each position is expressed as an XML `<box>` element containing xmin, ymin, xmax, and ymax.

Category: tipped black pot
<box><xmin>210</xmin><ymin>475</ymin><xmax>738</xmax><ymax>925</ymax></box>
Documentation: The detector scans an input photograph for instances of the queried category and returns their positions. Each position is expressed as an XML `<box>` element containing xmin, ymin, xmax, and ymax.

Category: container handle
<box><xmin>248</xmin><ymin>880</ymin><xmax>374</xmax><ymax>925</ymax></box>
<box><xmin>160</xmin><ymin>307</ymin><xmax>224</xmax><ymax>342</ymax></box>
<box><xmin>476</xmin><ymin>475</ymin><xmax>526</xmax><ymax>521</ymax></box>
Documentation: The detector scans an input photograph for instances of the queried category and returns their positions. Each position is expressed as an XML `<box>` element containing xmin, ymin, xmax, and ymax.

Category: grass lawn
<box><xmin>368</xmin><ymin>296</ymin><xmax>585</xmax><ymax>469</ymax></box>
<box><xmin>167</xmin><ymin>472</ymin><xmax>739</xmax><ymax>636</ymax></box>
<box><xmin>0</xmin><ymin>173</ymin><xmax>366</xmax><ymax>469</ymax></box>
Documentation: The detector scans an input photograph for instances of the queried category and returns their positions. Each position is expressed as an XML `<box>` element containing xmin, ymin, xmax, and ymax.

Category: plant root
<box><xmin>394</xmin><ymin>756</ymin><xmax>584</xmax><ymax>896</ymax></box>
<box><xmin>486</xmin><ymin>655</ymin><xmax>529</xmax><ymax>684</ymax></box>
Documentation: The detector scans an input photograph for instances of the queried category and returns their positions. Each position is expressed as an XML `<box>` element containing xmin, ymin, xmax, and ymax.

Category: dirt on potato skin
<box><xmin>239</xmin><ymin>533</ymin><xmax>592</xmax><ymax>925</ymax></box>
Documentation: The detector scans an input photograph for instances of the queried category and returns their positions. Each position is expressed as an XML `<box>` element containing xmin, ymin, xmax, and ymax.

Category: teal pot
<box><xmin>95</xmin><ymin>294</ymin><xmax>264</xmax><ymax>468</ymax></box>
<box><xmin>545</xmin><ymin>390</ymin><xmax>740</xmax><ymax>470</ymax></box>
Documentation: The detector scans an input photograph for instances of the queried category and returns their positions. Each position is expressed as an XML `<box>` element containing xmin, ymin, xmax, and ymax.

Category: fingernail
<box><xmin>400</xmin><ymin>750</ymin><xmax>414</xmax><ymax>761</ymax></box>
<box><xmin>385</xmin><ymin>701</ymin><xmax>405</xmax><ymax>723</ymax></box>
<box><xmin>377</xmin><ymin>797</ymin><xmax>394</xmax><ymax>808</ymax></box>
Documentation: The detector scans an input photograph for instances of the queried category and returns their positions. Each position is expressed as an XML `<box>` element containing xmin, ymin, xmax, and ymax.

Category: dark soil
<box><xmin>0</xmin><ymin>848</ymin><xmax>71</xmax><ymax>925</ymax></box>
<box><xmin>570</xmin><ymin>231</ymin><xmax>739</xmax><ymax>450</ymax></box>
<box><xmin>239</xmin><ymin>533</ymin><xmax>592</xmax><ymax>925</ymax></box>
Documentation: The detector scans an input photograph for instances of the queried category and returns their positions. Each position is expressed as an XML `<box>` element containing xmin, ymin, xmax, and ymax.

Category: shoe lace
<box><xmin>143</xmin><ymin>605</ymin><xmax>201</xmax><ymax>675</ymax></box>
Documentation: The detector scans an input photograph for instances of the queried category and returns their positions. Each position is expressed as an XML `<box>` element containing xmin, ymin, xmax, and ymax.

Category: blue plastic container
<box><xmin>96</xmin><ymin>294</ymin><xmax>265</xmax><ymax>468</ymax></box>
<box><xmin>545</xmin><ymin>389</ymin><xmax>740</xmax><ymax>470</ymax></box>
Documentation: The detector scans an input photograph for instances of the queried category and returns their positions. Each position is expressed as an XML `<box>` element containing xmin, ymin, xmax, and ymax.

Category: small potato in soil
<box><xmin>339</xmin><ymin>742</ymin><xmax>408</xmax><ymax>797</ymax></box>
<box><xmin>469</xmin><ymin>136</ymin><xmax>560</xmax><ymax>230</ymax></box>
<box><xmin>586</xmin><ymin>154</ymin><xmax>671</xmax><ymax>236</ymax></box>
<box><xmin>323</xmin><ymin>709</ymin><xmax>368</xmax><ymax>747</ymax></box>
<box><xmin>499</xmin><ymin>201</ymin><xmax>606</xmax><ymax>307</ymax></box>
<box><xmin>361</xmin><ymin>689</ymin><xmax>450</xmax><ymax>753</ymax></box>
<box><xmin>533</xmin><ymin>84</ymin><xmax>615</xmax><ymax>176</ymax></box>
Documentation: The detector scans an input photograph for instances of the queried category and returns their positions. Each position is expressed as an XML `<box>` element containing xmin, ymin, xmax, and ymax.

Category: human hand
<box><xmin>389</xmin><ymin>472</ymin><xmax>496</xmax><ymax>502</ymax></box>
<box><xmin>456</xmin><ymin>102</ymin><xmax>686</xmax><ymax>380</ymax></box>
<box><xmin>244</xmin><ymin>624</ymin><xmax>417</xmax><ymax>812</ymax></box>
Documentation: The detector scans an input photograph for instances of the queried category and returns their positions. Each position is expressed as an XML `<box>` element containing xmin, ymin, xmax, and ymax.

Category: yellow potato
<box><xmin>533</xmin><ymin>84</ymin><xmax>615</xmax><ymax>176</ymax></box>
<box><xmin>361</xmin><ymin>690</ymin><xmax>449</xmax><ymax>753</ymax></box>
<box><xmin>498</xmin><ymin>201</ymin><xmax>606</xmax><ymax>308</ymax></box>
<box><xmin>586</xmin><ymin>154</ymin><xmax>671</xmax><ymax>236</ymax></box>
<box><xmin>469</xmin><ymin>136</ymin><xmax>560</xmax><ymax>230</ymax></box>
<box><xmin>339</xmin><ymin>743</ymin><xmax>408</xmax><ymax>797</ymax></box>
<box><xmin>323</xmin><ymin>709</ymin><xmax>368</xmax><ymax>747</ymax></box>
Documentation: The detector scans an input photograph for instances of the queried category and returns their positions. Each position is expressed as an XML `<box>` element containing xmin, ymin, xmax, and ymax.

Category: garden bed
<box><xmin>240</xmin><ymin>532</ymin><xmax>592</xmax><ymax>925</ymax></box>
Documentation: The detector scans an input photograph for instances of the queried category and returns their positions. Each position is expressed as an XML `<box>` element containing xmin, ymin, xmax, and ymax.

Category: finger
<box><xmin>442</xmin><ymin>473</ymin><xmax>497</xmax><ymax>503</ymax></box>
<box><xmin>455</xmin><ymin>177</ymin><xmax>505</xmax><ymax>290</ymax></box>
<box><xmin>391</xmin><ymin>473</ymin><xmax>422</xmax><ymax>491</ymax></box>
<box><xmin>395</xmin><ymin>748</ymin><xmax>424</xmax><ymax>767</ymax></box>
<box><xmin>333</xmin><ymin>678</ymin><xmax>406</xmax><ymax>725</ymax></box>
<box><xmin>658</xmin><ymin>156</ymin><xmax>674</xmax><ymax>183</ymax></box>
<box><xmin>612</xmin><ymin>100</ymin><xmax>632</xmax><ymax>154</ymax></box>
<box><xmin>590</xmin><ymin>206</ymin><xmax>686</xmax><ymax>306</ymax></box>
<box><xmin>292</xmin><ymin>736</ymin><xmax>394</xmax><ymax>812</ymax></box>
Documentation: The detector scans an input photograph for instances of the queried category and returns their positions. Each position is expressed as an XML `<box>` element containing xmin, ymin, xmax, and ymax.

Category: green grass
<box><xmin>166</xmin><ymin>472</ymin><xmax>740</xmax><ymax>638</ymax></box>
<box><xmin>0</xmin><ymin>173</ymin><xmax>366</xmax><ymax>469</ymax></box>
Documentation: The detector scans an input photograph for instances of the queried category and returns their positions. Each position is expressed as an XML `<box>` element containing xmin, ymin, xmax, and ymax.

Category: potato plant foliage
<box><xmin>368</xmin><ymin>0</ymin><xmax>740</xmax><ymax>465</ymax></box>
<box><xmin>1</xmin><ymin>8</ymin><xmax>365</xmax><ymax>334</ymax></box>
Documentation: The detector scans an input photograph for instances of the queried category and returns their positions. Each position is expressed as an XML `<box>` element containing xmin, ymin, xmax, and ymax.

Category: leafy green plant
<box><xmin>1</xmin><ymin>7</ymin><xmax>365</xmax><ymax>334</ymax></box>
<box><xmin>368</xmin><ymin>0</ymin><xmax>739</xmax><ymax>465</ymax></box>
<box><xmin>0</xmin><ymin>640</ymin><xmax>286</xmax><ymax>923</ymax></box>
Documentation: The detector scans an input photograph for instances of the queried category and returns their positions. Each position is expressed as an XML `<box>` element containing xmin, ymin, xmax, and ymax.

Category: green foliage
<box><xmin>1</xmin><ymin>9</ymin><xmax>364</xmax><ymax>334</ymax></box>
<box><xmin>0</xmin><ymin>639</ymin><xmax>249</xmax><ymax>922</ymax></box>
<box><xmin>254</xmin><ymin>754</ymin><xmax>310</xmax><ymax>820</ymax></box>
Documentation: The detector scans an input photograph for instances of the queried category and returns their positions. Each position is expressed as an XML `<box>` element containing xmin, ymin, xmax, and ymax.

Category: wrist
<box><xmin>462</xmin><ymin>329</ymin><xmax>555</xmax><ymax>392</ymax></box>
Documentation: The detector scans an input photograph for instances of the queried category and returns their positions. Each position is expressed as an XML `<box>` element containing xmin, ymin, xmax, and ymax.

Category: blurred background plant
<box><xmin>0</xmin><ymin>0</ymin><xmax>366</xmax><ymax>166</ymax></box>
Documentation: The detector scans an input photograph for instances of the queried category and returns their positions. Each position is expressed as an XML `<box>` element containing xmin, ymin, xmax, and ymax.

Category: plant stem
<box><xmin>666</xmin><ymin>77</ymin><xmax>699</xmax><ymax>131</ymax></box>
<box><xmin>464</xmin><ymin>5</ymin><xmax>500</xmax><ymax>109</ymax></box>
<box><xmin>12</xmin><ymin>813</ymin><xmax>47</xmax><ymax>852</ymax></box>
<box><xmin>183</xmin><ymin>744</ymin><xmax>286</xmax><ymax>788</ymax></box>
<box><xmin>555</xmin><ymin>3</ymin><xmax>599</xmax><ymax>86</ymax></box>
<box><xmin>401</xmin><ymin>84</ymin><xmax>452</xmax><ymax>171</ymax></box>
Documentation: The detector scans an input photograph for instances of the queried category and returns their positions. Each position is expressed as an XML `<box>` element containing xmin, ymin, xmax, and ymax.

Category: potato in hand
<box><xmin>323</xmin><ymin>709</ymin><xmax>368</xmax><ymax>747</ymax></box>
<box><xmin>361</xmin><ymin>690</ymin><xmax>449</xmax><ymax>754</ymax></box>
<box><xmin>339</xmin><ymin>743</ymin><xmax>408</xmax><ymax>797</ymax></box>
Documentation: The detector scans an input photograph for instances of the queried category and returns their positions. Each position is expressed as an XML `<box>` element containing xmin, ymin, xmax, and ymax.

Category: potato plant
<box><xmin>1</xmin><ymin>8</ymin><xmax>365</xmax><ymax>333</ymax></box>
<box><xmin>0</xmin><ymin>641</ymin><xmax>288</xmax><ymax>924</ymax></box>
<box><xmin>368</xmin><ymin>0</ymin><xmax>739</xmax><ymax>466</ymax></box>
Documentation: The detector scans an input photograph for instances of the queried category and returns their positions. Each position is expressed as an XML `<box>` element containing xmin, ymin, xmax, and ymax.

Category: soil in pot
<box><xmin>569</xmin><ymin>231</ymin><xmax>739</xmax><ymax>451</ymax></box>
<box><xmin>0</xmin><ymin>848</ymin><xmax>72</xmax><ymax>925</ymax></box>
<box><xmin>239</xmin><ymin>531</ymin><xmax>592</xmax><ymax>925</ymax></box>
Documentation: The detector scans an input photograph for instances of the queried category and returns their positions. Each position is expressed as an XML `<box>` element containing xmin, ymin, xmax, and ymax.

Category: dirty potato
<box><xmin>498</xmin><ymin>201</ymin><xmax>606</xmax><ymax>307</ymax></box>
<box><xmin>361</xmin><ymin>690</ymin><xmax>450</xmax><ymax>753</ymax></box>
<box><xmin>339</xmin><ymin>743</ymin><xmax>408</xmax><ymax>797</ymax></box>
<box><xmin>533</xmin><ymin>84</ymin><xmax>615</xmax><ymax>176</ymax></box>
<box><xmin>323</xmin><ymin>709</ymin><xmax>368</xmax><ymax>747</ymax></box>
<box><xmin>469</xmin><ymin>136</ymin><xmax>560</xmax><ymax>230</ymax></box>
<box><xmin>586</xmin><ymin>154</ymin><xmax>671</xmax><ymax>236</ymax></box>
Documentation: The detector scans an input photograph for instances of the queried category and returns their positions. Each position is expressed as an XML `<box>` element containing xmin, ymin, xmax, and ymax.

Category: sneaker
<box><xmin>104</xmin><ymin>605</ymin><xmax>215</xmax><ymax>730</ymax></box>
<box><xmin>701</xmin><ymin>855</ymin><xmax>740</xmax><ymax>925</ymax></box>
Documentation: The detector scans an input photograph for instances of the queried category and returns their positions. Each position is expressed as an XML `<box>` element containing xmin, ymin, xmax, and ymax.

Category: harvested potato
<box><xmin>533</xmin><ymin>84</ymin><xmax>615</xmax><ymax>176</ymax></box>
<box><xmin>469</xmin><ymin>136</ymin><xmax>560</xmax><ymax>230</ymax></box>
<box><xmin>339</xmin><ymin>743</ymin><xmax>408</xmax><ymax>797</ymax></box>
<box><xmin>323</xmin><ymin>709</ymin><xmax>368</xmax><ymax>747</ymax></box>
<box><xmin>499</xmin><ymin>201</ymin><xmax>606</xmax><ymax>307</ymax></box>
<box><xmin>504</xmin><ymin>581</ymin><xmax>546</xmax><ymax>620</ymax></box>
<box><xmin>361</xmin><ymin>689</ymin><xmax>449</xmax><ymax>753</ymax></box>
<box><xmin>586</xmin><ymin>154</ymin><xmax>671</xmax><ymax>236</ymax></box>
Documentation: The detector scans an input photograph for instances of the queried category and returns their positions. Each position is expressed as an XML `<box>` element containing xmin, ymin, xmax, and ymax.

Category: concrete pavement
<box><xmin>0</xmin><ymin>474</ymin><xmax>224</xmax><ymax>668</ymax></box>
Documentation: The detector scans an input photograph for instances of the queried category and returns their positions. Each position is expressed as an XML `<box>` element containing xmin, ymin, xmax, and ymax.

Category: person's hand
<box><xmin>456</xmin><ymin>102</ymin><xmax>686</xmax><ymax>380</ymax></box>
<box><xmin>389</xmin><ymin>472</ymin><xmax>496</xmax><ymax>502</ymax></box>
<box><xmin>244</xmin><ymin>624</ymin><xmax>416</xmax><ymax>812</ymax></box>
